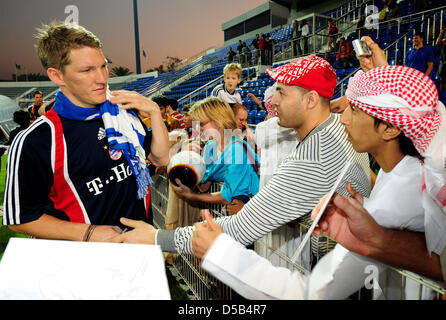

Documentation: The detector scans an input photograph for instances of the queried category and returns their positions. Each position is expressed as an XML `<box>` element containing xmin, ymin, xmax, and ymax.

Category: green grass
<box><xmin>0</xmin><ymin>154</ymin><xmax>7</xmax><ymax>205</ymax></box>
<box><xmin>0</xmin><ymin>218</ymin><xmax>28</xmax><ymax>260</ymax></box>
<box><xmin>0</xmin><ymin>154</ymin><xmax>22</xmax><ymax>260</ymax></box>
<box><xmin>0</xmin><ymin>153</ymin><xmax>28</xmax><ymax>258</ymax></box>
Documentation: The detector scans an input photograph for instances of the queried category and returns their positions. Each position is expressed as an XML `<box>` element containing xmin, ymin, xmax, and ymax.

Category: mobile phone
<box><xmin>352</xmin><ymin>39</ymin><xmax>372</xmax><ymax>57</ymax></box>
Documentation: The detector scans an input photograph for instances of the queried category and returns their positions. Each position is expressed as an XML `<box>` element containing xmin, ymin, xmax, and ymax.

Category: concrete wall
<box><xmin>222</xmin><ymin>1</ymin><xmax>290</xmax><ymax>46</ymax></box>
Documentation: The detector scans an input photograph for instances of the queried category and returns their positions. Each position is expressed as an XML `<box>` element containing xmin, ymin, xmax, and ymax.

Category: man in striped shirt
<box><xmin>112</xmin><ymin>56</ymin><xmax>371</xmax><ymax>257</ymax></box>
<box><xmin>166</xmin><ymin>97</ymin><xmax>185</xmax><ymax>129</ymax></box>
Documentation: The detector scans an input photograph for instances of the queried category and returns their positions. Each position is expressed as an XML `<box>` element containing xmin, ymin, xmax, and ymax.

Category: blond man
<box><xmin>3</xmin><ymin>23</ymin><xmax>169</xmax><ymax>242</ymax></box>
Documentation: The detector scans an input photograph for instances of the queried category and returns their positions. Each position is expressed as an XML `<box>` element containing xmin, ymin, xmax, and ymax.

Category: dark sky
<box><xmin>0</xmin><ymin>0</ymin><xmax>266</xmax><ymax>80</ymax></box>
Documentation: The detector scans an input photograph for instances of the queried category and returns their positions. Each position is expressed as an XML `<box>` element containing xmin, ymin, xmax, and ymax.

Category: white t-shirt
<box><xmin>254</xmin><ymin>117</ymin><xmax>299</xmax><ymax>189</ymax></box>
<box><xmin>211</xmin><ymin>83</ymin><xmax>242</xmax><ymax>105</ymax></box>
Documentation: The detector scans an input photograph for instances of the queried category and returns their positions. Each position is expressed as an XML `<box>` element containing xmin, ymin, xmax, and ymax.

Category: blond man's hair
<box><xmin>223</xmin><ymin>63</ymin><xmax>242</xmax><ymax>78</ymax></box>
<box><xmin>35</xmin><ymin>22</ymin><xmax>102</xmax><ymax>72</ymax></box>
<box><xmin>190</xmin><ymin>97</ymin><xmax>237</xmax><ymax>130</ymax></box>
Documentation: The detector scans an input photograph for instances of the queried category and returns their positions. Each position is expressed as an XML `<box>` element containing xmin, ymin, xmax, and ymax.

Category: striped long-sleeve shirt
<box><xmin>170</xmin><ymin>111</ymin><xmax>185</xmax><ymax>129</ymax></box>
<box><xmin>157</xmin><ymin>113</ymin><xmax>371</xmax><ymax>254</ymax></box>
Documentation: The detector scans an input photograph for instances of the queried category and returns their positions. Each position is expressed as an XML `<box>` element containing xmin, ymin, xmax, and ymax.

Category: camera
<box><xmin>352</xmin><ymin>39</ymin><xmax>372</xmax><ymax>57</ymax></box>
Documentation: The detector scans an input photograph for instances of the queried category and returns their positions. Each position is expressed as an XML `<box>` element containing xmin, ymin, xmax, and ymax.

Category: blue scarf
<box><xmin>53</xmin><ymin>90</ymin><xmax>152</xmax><ymax>199</ymax></box>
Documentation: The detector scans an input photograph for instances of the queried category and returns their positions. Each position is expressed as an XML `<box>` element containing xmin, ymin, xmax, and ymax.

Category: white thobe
<box><xmin>202</xmin><ymin>156</ymin><xmax>437</xmax><ymax>299</ymax></box>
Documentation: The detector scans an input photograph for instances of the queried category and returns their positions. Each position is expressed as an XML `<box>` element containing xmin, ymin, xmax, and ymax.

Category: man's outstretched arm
<box><xmin>313</xmin><ymin>184</ymin><xmax>445</xmax><ymax>282</ymax></box>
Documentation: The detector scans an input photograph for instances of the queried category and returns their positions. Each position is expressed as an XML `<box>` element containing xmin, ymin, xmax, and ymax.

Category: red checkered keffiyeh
<box><xmin>346</xmin><ymin>65</ymin><xmax>446</xmax><ymax>254</ymax></box>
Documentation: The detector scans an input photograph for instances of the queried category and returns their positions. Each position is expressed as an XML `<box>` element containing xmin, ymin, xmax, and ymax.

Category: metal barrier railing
<box><xmin>151</xmin><ymin>174</ymin><xmax>233</xmax><ymax>299</ymax></box>
<box><xmin>177</xmin><ymin>75</ymin><xmax>223</xmax><ymax>107</ymax></box>
<box><xmin>150</xmin><ymin>174</ymin><xmax>446</xmax><ymax>300</ymax></box>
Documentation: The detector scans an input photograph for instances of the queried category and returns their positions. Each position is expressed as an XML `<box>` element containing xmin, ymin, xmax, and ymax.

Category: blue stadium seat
<box><xmin>248</xmin><ymin>110</ymin><xmax>257</xmax><ymax>124</ymax></box>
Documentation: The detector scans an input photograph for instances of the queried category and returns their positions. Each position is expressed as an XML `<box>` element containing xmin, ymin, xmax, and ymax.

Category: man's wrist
<box><xmin>148</xmin><ymin>109</ymin><xmax>162</xmax><ymax>117</ymax></box>
<box><xmin>365</xmin><ymin>225</ymin><xmax>390</xmax><ymax>258</ymax></box>
<box><xmin>187</xmin><ymin>192</ymin><xmax>199</xmax><ymax>202</ymax></box>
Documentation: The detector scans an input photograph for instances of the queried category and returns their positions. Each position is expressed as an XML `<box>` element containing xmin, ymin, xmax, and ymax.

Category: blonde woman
<box><xmin>172</xmin><ymin>97</ymin><xmax>260</xmax><ymax>207</ymax></box>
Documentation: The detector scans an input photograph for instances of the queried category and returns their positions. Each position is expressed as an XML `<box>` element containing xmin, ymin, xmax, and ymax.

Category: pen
<box><xmin>121</xmin><ymin>228</ymin><xmax>128</xmax><ymax>234</ymax></box>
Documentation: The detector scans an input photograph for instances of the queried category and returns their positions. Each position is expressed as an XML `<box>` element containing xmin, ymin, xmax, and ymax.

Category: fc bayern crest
<box><xmin>109</xmin><ymin>149</ymin><xmax>122</xmax><ymax>160</ymax></box>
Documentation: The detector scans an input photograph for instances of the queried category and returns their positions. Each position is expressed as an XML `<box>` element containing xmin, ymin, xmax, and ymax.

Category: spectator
<box><xmin>242</xmin><ymin>42</ymin><xmax>252</xmax><ymax>67</ymax></box>
<box><xmin>292</xmin><ymin>20</ymin><xmax>302</xmax><ymax>57</ymax></box>
<box><xmin>231</xmin><ymin>103</ymin><xmax>255</xmax><ymax>152</ymax></box>
<box><xmin>259</xmin><ymin>34</ymin><xmax>266</xmax><ymax>65</ymax></box>
<box><xmin>181</xmin><ymin>104</ymin><xmax>194</xmax><ymax>137</ymax></box>
<box><xmin>152</xmin><ymin>96</ymin><xmax>180</xmax><ymax>131</ymax></box>
<box><xmin>328</xmin><ymin>18</ymin><xmax>338</xmax><ymax>52</ymax></box>
<box><xmin>254</xmin><ymin>90</ymin><xmax>297</xmax><ymax>188</ymax></box>
<box><xmin>0</xmin><ymin>110</ymin><xmax>32</xmax><ymax>162</ymax></box>
<box><xmin>174</xmin><ymin>97</ymin><xmax>260</xmax><ymax>209</ymax></box>
<box><xmin>3</xmin><ymin>22</ymin><xmax>169</xmax><ymax>241</ymax></box>
<box><xmin>311</xmin><ymin>36</ymin><xmax>446</xmax><ymax>284</ymax></box>
<box><xmin>111</xmin><ymin>56</ymin><xmax>371</xmax><ymax>272</ymax></box>
<box><xmin>237</xmin><ymin>40</ymin><xmax>244</xmax><ymax>64</ymax></box>
<box><xmin>251</xmin><ymin>34</ymin><xmax>260</xmax><ymax>65</ymax></box>
<box><xmin>266</xmin><ymin>34</ymin><xmax>274</xmax><ymax>65</ymax></box>
<box><xmin>7</xmin><ymin>110</ymin><xmax>31</xmax><ymax>145</ymax></box>
<box><xmin>335</xmin><ymin>37</ymin><xmax>352</xmax><ymax>54</ymax></box>
<box><xmin>232</xmin><ymin>103</ymin><xmax>248</xmax><ymax>131</ymax></box>
<box><xmin>336</xmin><ymin>44</ymin><xmax>353</xmax><ymax>68</ymax></box>
<box><xmin>405</xmin><ymin>32</ymin><xmax>434</xmax><ymax>77</ymax></box>
<box><xmin>237</xmin><ymin>40</ymin><xmax>243</xmax><ymax>55</ymax></box>
<box><xmin>300</xmin><ymin>20</ymin><xmax>310</xmax><ymax>54</ymax></box>
<box><xmin>323</xmin><ymin>51</ymin><xmax>335</xmax><ymax>65</ymax></box>
<box><xmin>227</xmin><ymin>47</ymin><xmax>236</xmax><ymax>63</ymax></box>
<box><xmin>0</xmin><ymin>110</ymin><xmax>32</xmax><ymax>168</ymax></box>
<box><xmin>383</xmin><ymin>0</ymin><xmax>399</xmax><ymax>30</ymax></box>
<box><xmin>166</xmin><ymin>97</ymin><xmax>185</xmax><ymax>129</ymax></box>
<box><xmin>312</xmin><ymin>36</ymin><xmax>446</xmax><ymax>285</ymax></box>
<box><xmin>436</xmin><ymin>27</ymin><xmax>446</xmax><ymax>91</ymax></box>
<box><xmin>211</xmin><ymin>63</ymin><xmax>242</xmax><ymax>106</ymax></box>
<box><xmin>230</xmin><ymin>98</ymin><xmax>300</xmax><ymax>260</ymax></box>
<box><xmin>28</xmin><ymin>90</ymin><xmax>44</xmax><ymax>121</ymax></box>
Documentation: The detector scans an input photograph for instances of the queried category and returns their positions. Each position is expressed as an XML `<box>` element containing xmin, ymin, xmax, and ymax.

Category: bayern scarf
<box><xmin>53</xmin><ymin>89</ymin><xmax>152</xmax><ymax>199</ymax></box>
<box><xmin>346</xmin><ymin>65</ymin><xmax>446</xmax><ymax>255</ymax></box>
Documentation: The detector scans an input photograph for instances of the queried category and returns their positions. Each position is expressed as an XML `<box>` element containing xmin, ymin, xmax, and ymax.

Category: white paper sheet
<box><xmin>291</xmin><ymin>161</ymin><xmax>352</xmax><ymax>268</ymax></box>
<box><xmin>0</xmin><ymin>238</ymin><xmax>171</xmax><ymax>300</ymax></box>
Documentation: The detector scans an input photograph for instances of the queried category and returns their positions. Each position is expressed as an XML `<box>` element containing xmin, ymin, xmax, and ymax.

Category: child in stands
<box><xmin>211</xmin><ymin>63</ymin><xmax>242</xmax><ymax>107</ymax></box>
